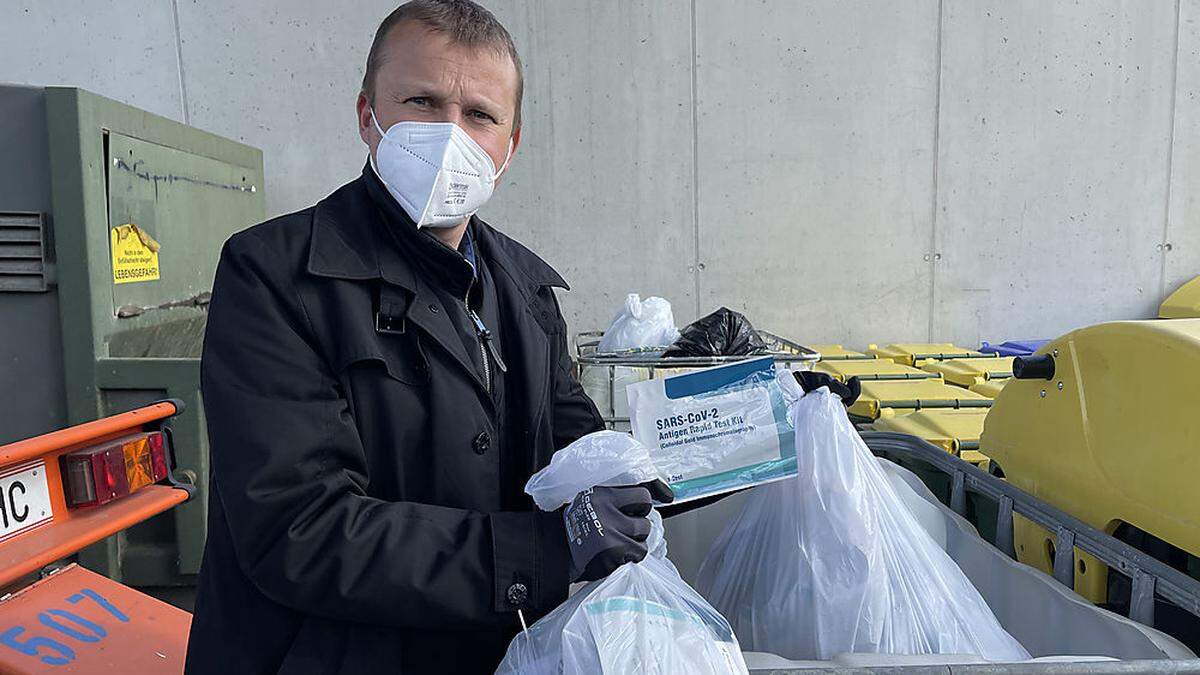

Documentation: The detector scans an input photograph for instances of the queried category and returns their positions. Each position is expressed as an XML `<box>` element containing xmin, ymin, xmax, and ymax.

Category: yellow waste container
<box><xmin>922</xmin><ymin>356</ymin><xmax>1015</xmax><ymax>387</ymax></box>
<box><xmin>983</xmin><ymin>319</ymin><xmax>1200</xmax><ymax>603</ymax></box>
<box><xmin>810</xmin><ymin>344</ymin><xmax>873</xmax><ymax>360</ymax></box>
<box><xmin>848</xmin><ymin>379</ymin><xmax>992</xmax><ymax>421</ymax></box>
<box><xmin>969</xmin><ymin>378</ymin><xmax>1009</xmax><ymax>398</ymax></box>
<box><xmin>871</xmin><ymin>407</ymin><xmax>991</xmax><ymax>465</ymax></box>
<box><xmin>1160</xmin><ymin>276</ymin><xmax>1200</xmax><ymax>319</ymax></box>
<box><xmin>867</xmin><ymin>343</ymin><xmax>985</xmax><ymax>366</ymax></box>
<box><xmin>814</xmin><ymin>359</ymin><xmax>940</xmax><ymax>382</ymax></box>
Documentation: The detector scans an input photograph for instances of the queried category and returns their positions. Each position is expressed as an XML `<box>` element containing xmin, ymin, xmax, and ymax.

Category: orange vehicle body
<box><xmin>0</xmin><ymin>402</ymin><xmax>193</xmax><ymax>673</ymax></box>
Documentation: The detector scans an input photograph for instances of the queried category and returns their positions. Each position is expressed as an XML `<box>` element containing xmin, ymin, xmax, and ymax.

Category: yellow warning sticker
<box><xmin>110</xmin><ymin>223</ymin><xmax>161</xmax><ymax>284</ymax></box>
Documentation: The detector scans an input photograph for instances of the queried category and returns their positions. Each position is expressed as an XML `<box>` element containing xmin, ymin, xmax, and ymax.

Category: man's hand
<box><xmin>563</xmin><ymin>480</ymin><xmax>673</xmax><ymax>582</ymax></box>
<box><xmin>794</xmin><ymin>371</ymin><xmax>862</xmax><ymax>405</ymax></box>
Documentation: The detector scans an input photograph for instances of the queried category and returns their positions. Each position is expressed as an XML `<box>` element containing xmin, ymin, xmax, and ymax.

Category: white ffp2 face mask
<box><xmin>369</xmin><ymin>109</ymin><xmax>512</xmax><ymax>229</ymax></box>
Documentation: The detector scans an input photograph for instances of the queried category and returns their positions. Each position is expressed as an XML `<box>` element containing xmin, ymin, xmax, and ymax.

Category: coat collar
<box><xmin>305</xmin><ymin>165</ymin><xmax>569</xmax><ymax>300</ymax></box>
<box><xmin>305</xmin><ymin>166</ymin><xmax>566</xmax><ymax>425</ymax></box>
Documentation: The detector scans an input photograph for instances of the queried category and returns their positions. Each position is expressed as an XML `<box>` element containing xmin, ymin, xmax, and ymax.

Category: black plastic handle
<box><xmin>1013</xmin><ymin>354</ymin><xmax>1055</xmax><ymax>380</ymax></box>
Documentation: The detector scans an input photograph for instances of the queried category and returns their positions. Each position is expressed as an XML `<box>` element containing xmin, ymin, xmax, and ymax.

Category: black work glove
<box><xmin>563</xmin><ymin>479</ymin><xmax>674</xmax><ymax>582</ymax></box>
<box><xmin>794</xmin><ymin>371</ymin><xmax>862</xmax><ymax>406</ymax></box>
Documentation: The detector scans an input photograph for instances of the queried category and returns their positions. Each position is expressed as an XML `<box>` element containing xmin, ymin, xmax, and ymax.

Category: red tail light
<box><xmin>60</xmin><ymin>432</ymin><xmax>169</xmax><ymax>508</ymax></box>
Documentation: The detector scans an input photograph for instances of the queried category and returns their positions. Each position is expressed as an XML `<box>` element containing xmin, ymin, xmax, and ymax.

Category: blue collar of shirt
<box><xmin>458</xmin><ymin>224</ymin><xmax>478</xmax><ymax>279</ymax></box>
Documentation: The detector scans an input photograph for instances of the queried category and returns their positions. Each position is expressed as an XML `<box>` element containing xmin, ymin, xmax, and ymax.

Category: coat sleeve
<box><xmin>544</xmin><ymin>290</ymin><xmax>606</xmax><ymax>450</ymax></box>
<box><xmin>201</xmin><ymin>233</ymin><xmax>568</xmax><ymax>629</ymax></box>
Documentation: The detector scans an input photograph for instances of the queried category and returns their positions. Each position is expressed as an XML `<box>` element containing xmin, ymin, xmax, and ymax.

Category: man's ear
<box><xmin>495</xmin><ymin>125</ymin><xmax>521</xmax><ymax>181</ymax></box>
<box><xmin>509</xmin><ymin>125</ymin><xmax>522</xmax><ymax>158</ymax></box>
<box><xmin>357</xmin><ymin>92</ymin><xmax>375</xmax><ymax>148</ymax></box>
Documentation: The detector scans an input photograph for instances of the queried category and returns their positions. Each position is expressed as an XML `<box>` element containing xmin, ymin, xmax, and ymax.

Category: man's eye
<box><xmin>469</xmin><ymin>110</ymin><xmax>497</xmax><ymax>123</ymax></box>
<box><xmin>406</xmin><ymin>97</ymin><xmax>431</xmax><ymax>107</ymax></box>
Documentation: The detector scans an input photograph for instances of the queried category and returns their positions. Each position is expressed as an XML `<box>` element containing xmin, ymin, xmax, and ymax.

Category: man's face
<box><xmin>357</xmin><ymin>21</ymin><xmax>521</xmax><ymax>176</ymax></box>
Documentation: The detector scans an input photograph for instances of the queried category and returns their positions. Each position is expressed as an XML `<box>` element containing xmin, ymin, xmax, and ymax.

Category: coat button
<box><xmin>506</xmin><ymin>582</ymin><xmax>528</xmax><ymax>607</ymax></box>
<box><xmin>428</xmin><ymin>303</ymin><xmax>440</xmax><ymax>314</ymax></box>
<box><xmin>473</xmin><ymin>431</ymin><xmax>491</xmax><ymax>455</ymax></box>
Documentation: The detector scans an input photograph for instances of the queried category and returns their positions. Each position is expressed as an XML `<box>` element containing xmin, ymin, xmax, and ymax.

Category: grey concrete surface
<box><xmin>934</xmin><ymin>0</ymin><xmax>1180</xmax><ymax>345</ymax></box>
<box><xmin>1166</xmin><ymin>0</ymin><xmax>1200</xmax><ymax>302</ymax></box>
<box><xmin>692</xmin><ymin>1</ymin><xmax>941</xmax><ymax>349</ymax></box>
<box><xmin>172</xmin><ymin>0</ymin><xmax>397</xmax><ymax>217</ymax></box>
<box><xmin>483</xmin><ymin>0</ymin><xmax>700</xmax><ymax>338</ymax></box>
<box><xmin>2</xmin><ymin>0</ymin><xmax>1197</xmax><ymax>346</ymax></box>
<box><xmin>0</xmin><ymin>1</ymin><xmax>184</xmax><ymax>120</ymax></box>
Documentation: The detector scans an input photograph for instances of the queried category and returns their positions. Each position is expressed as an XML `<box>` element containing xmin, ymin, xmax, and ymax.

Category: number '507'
<box><xmin>0</xmin><ymin>589</ymin><xmax>129</xmax><ymax>666</ymax></box>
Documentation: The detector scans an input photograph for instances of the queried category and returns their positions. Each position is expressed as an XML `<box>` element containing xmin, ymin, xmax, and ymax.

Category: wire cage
<box><xmin>575</xmin><ymin>330</ymin><xmax>820</xmax><ymax>430</ymax></box>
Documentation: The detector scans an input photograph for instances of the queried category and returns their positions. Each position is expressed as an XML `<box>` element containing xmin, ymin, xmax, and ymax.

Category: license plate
<box><xmin>0</xmin><ymin>462</ymin><xmax>53</xmax><ymax>543</ymax></box>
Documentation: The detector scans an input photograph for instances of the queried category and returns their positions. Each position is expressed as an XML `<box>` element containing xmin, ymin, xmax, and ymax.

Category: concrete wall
<box><xmin>3</xmin><ymin>0</ymin><xmax>1196</xmax><ymax>348</ymax></box>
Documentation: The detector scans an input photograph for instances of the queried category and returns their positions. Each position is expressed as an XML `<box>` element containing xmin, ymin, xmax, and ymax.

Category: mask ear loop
<box><xmin>367</xmin><ymin>108</ymin><xmax>387</xmax><ymax>177</ymax></box>
<box><xmin>369</xmin><ymin>107</ymin><xmax>387</xmax><ymax>137</ymax></box>
<box><xmin>493</xmin><ymin>137</ymin><xmax>515</xmax><ymax>181</ymax></box>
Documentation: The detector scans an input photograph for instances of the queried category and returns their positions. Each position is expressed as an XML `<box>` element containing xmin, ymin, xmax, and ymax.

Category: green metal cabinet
<box><xmin>0</xmin><ymin>85</ymin><xmax>265</xmax><ymax>586</ymax></box>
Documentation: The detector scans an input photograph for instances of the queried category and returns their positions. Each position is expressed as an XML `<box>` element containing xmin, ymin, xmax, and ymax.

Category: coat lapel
<box><xmin>305</xmin><ymin>172</ymin><xmax>486</xmax><ymax>396</ymax></box>
<box><xmin>304</xmin><ymin>168</ymin><xmax>573</xmax><ymax>423</ymax></box>
<box><xmin>472</xmin><ymin>220</ymin><xmax>568</xmax><ymax>435</ymax></box>
<box><xmin>398</xmin><ymin>276</ymin><xmax>486</xmax><ymax>394</ymax></box>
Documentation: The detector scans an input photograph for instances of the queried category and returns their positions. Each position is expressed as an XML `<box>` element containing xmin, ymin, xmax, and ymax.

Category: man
<box><xmin>185</xmin><ymin>2</ymin><xmax>670</xmax><ymax>672</ymax></box>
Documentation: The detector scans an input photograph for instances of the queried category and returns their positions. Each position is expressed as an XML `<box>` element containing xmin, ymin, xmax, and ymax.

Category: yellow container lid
<box><xmin>814</xmin><ymin>359</ymin><xmax>940</xmax><ymax>382</ymax></box>
<box><xmin>809</xmin><ymin>344</ymin><xmax>873</xmax><ymax>360</ymax></box>
<box><xmin>867</xmin><ymin>343</ymin><xmax>984</xmax><ymax>366</ymax></box>
<box><xmin>969</xmin><ymin>378</ymin><xmax>1009</xmax><ymax>398</ymax></box>
<box><xmin>982</xmin><ymin>318</ymin><xmax>1200</xmax><ymax>565</ymax></box>
<box><xmin>921</xmin><ymin>357</ymin><xmax>1015</xmax><ymax>387</ymax></box>
<box><xmin>1160</xmin><ymin>275</ymin><xmax>1200</xmax><ymax>319</ymax></box>
<box><xmin>849</xmin><ymin>379</ymin><xmax>992</xmax><ymax>420</ymax></box>
<box><xmin>871</xmin><ymin>407</ymin><xmax>990</xmax><ymax>459</ymax></box>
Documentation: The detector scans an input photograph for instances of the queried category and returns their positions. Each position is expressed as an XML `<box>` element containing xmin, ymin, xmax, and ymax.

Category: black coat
<box><xmin>185</xmin><ymin>169</ymin><xmax>604</xmax><ymax>674</ymax></box>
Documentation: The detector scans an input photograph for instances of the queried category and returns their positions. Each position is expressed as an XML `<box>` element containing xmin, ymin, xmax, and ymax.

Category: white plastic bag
<box><xmin>597</xmin><ymin>294</ymin><xmax>680</xmax><ymax>353</ymax></box>
<box><xmin>523</xmin><ymin>431</ymin><xmax>661</xmax><ymax>511</ymax></box>
<box><xmin>498</xmin><ymin>431</ymin><xmax>749</xmax><ymax>675</ymax></box>
<box><xmin>695</xmin><ymin>389</ymin><xmax>1030</xmax><ymax>662</ymax></box>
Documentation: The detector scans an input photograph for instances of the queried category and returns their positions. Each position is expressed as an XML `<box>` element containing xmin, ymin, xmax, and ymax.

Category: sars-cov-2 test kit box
<box><xmin>627</xmin><ymin>357</ymin><xmax>801</xmax><ymax>503</ymax></box>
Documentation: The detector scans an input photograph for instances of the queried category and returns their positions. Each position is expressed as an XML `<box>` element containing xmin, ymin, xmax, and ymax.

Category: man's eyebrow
<box><xmin>464</xmin><ymin>93</ymin><xmax>507</xmax><ymax>116</ymax></box>
<box><xmin>389</xmin><ymin>88</ymin><xmax>438</xmax><ymax>102</ymax></box>
<box><xmin>386</xmin><ymin>78</ymin><xmax>445</xmax><ymax>97</ymax></box>
<box><xmin>384</xmin><ymin>83</ymin><xmax>509</xmax><ymax>118</ymax></box>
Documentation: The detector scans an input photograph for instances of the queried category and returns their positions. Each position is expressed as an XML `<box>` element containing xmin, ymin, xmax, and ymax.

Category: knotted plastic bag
<box><xmin>695</xmin><ymin>389</ymin><xmax>1030</xmax><ymax>662</ymax></box>
<box><xmin>498</xmin><ymin>431</ymin><xmax>749</xmax><ymax>675</ymax></box>
<box><xmin>597</xmin><ymin>294</ymin><xmax>681</xmax><ymax>354</ymax></box>
<box><xmin>662</xmin><ymin>307</ymin><xmax>766</xmax><ymax>358</ymax></box>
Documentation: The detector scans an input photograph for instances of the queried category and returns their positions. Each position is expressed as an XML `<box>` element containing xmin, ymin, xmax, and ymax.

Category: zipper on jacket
<box><xmin>468</xmin><ymin>306</ymin><xmax>507</xmax><ymax>392</ymax></box>
<box><xmin>464</xmin><ymin>275</ymin><xmax>507</xmax><ymax>393</ymax></box>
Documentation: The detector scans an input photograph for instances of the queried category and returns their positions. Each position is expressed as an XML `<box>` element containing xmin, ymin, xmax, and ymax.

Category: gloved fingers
<box><xmin>610</xmin><ymin>485</ymin><xmax>654</xmax><ymax>518</ymax></box>
<box><xmin>580</xmin><ymin>533</ymin><xmax>647</xmax><ymax>581</ymax></box>
<box><xmin>844</xmin><ymin>376</ymin><xmax>862</xmax><ymax>405</ymax></box>
<box><xmin>793</xmin><ymin>370</ymin><xmax>818</xmax><ymax>392</ymax></box>
<box><xmin>623</xmin><ymin>543</ymin><xmax>649</xmax><ymax>566</ymax></box>
<box><xmin>581</xmin><ymin>549</ymin><xmax>623</xmax><ymax>582</ymax></box>
<box><xmin>616</xmin><ymin>530</ymin><xmax>650</xmax><ymax>565</ymax></box>
<box><xmin>614</xmin><ymin>529</ymin><xmax>648</xmax><ymax>556</ymax></box>
<box><xmin>640</xmin><ymin>478</ymin><xmax>675</xmax><ymax>504</ymax></box>
<box><xmin>628</xmin><ymin>515</ymin><xmax>652</xmax><ymax>543</ymax></box>
<box><xmin>609</xmin><ymin>479</ymin><xmax>674</xmax><ymax>515</ymax></box>
<box><xmin>794</xmin><ymin>370</ymin><xmax>861</xmax><ymax>407</ymax></box>
<box><xmin>795</xmin><ymin>370</ymin><xmax>840</xmax><ymax>394</ymax></box>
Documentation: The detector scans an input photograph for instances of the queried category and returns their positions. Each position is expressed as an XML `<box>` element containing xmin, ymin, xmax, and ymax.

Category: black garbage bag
<box><xmin>662</xmin><ymin>307</ymin><xmax>767</xmax><ymax>357</ymax></box>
